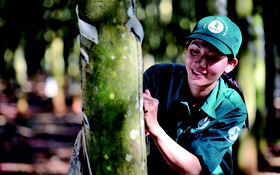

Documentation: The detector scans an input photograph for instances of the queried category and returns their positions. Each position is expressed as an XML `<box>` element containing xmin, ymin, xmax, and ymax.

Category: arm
<box><xmin>143</xmin><ymin>89</ymin><xmax>202</xmax><ymax>175</ymax></box>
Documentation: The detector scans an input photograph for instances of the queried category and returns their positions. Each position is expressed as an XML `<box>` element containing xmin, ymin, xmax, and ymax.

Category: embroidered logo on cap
<box><xmin>224</xmin><ymin>126</ymin><xmax>241</xmax><ymax>143</ymax></box>
<box><xmin>204</xmin><ymin>18</ymin><xmax>229</xmax><ymax>36</ymax></box>
<box><xmin>208</xmin><ymin>20</ymin><xmax>224</xmax><ymax>34</ymax></box>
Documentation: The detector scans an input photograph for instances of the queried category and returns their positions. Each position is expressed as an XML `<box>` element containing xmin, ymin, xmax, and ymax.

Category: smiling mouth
<box><xmin>192</xmin><ymin>68</ymin><xmax>206</xmax><ymax>76</ymax></box>
<box><xmin>193</xmin><ymin>69</ymin><xmax>202</xmax><ymax>75</ymax></box>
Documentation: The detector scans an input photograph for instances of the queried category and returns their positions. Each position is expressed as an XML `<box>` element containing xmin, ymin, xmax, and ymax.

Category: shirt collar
<box><xmin>180</xmin><ymin>78</ymin><xmax>226</xmax><ymax>119</ymax></box>
<box><xmin>200</xmin><ymin>78</ymin><xmax>222</xmax><ymax>119</ymax></box>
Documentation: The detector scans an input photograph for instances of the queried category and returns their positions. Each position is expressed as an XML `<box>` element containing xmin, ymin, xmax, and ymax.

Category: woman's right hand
<box><xmin>143</xmin><ymin>89</ymin><xmax>159</xmax><ymax>135</ymax></box>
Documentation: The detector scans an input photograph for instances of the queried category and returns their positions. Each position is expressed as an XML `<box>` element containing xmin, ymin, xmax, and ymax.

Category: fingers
<box><xmin>143</xmin><ymin>89</ymin><xmax>152</xmax><ymax>100</ymax></box>
<box><xmin>143</xmin><ymin>89</ymin><xmax>150</xmax><ymax>113</ymax></box>
<box><xmin>143</xmin><ymin>89</ymin><xmax>159</xmax><ymax>134</ymax></box>
<box><xmin>143</xmin><ymin>89</ymin><xmax>152</xmax><ymax>108</ymax></box>
<box><xmin>143</xmin><ymin>89</ymin><xmax>159</xmax><ymax>112</ymax></box>
<box><xmin>144</xmin><ymin>89</ymin><xmax>151</xmax><ymax>96</ymax></box>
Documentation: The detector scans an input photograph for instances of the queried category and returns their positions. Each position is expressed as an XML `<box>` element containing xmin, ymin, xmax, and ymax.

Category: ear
<box><xmin>225</xmin><ymin>58</ymin><xmax>238</xmax><ymax>73</ymax></box>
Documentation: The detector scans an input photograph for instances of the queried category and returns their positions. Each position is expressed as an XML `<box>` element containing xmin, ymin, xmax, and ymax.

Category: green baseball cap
<box><xmin>186</xmin><ymin>16</ymin><xmax>242</xmax><ymax>58</ymax></box>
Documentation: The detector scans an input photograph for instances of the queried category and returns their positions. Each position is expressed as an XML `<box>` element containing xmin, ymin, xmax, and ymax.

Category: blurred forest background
<box><xmin>0</xmin><ymin>0</ymin><xmax>280</xmax><ymax>174</ymax></box>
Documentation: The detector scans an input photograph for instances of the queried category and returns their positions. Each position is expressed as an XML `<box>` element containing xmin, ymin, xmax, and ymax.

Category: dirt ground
<box><xmin>0</xmin><ymin>99</ymin><xmax>82</xmax><ymax>174</ymax></box>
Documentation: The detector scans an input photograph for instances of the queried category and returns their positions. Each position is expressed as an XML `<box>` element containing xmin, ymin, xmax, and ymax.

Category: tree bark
<box><xmin>68</xmin><ymin>0</ymin><xmax>147</xmax><ymax>174</ymax></box>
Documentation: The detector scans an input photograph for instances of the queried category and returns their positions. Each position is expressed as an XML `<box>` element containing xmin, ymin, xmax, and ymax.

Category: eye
<box><xmin>190</xmin><ymin>48</ymin><xmax>199</xmax><ymax>56</ymax></box>
<box><xmin>205</xmin><ymin>55</ymin><xmax>221</xmax><ymax>62</ymax></box>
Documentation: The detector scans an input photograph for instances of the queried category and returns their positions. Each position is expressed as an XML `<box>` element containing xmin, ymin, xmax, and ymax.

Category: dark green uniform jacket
<box><xmin>143</xmin><ymin>63</ymin><xmax>248</xmax><ymax>175</ymax></box>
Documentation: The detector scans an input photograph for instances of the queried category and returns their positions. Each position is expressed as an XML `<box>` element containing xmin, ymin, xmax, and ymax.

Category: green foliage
<box><xmin>138</xmin><ymin>0</ymin><xmax>196</xmax><ymax>63</ymax></box>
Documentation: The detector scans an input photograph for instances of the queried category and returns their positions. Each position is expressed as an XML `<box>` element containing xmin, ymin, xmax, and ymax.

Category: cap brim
<box><xmin>186</xmin><ymin>33</ymin><xmax>232</xmax><ymax>55</ymax></box>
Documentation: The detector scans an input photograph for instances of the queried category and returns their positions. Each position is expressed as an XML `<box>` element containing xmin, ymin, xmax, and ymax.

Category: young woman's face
<box><xmin>184</xmin><ymin>39</ymin><xmax>235</xmax><ymax>90</ymax></box>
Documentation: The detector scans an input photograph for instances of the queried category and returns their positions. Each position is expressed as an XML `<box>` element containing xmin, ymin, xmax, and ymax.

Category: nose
<box><xmin>195</xmin><ymin>57</ymin><xmax>207</xmax><ymax>68</ymax></box>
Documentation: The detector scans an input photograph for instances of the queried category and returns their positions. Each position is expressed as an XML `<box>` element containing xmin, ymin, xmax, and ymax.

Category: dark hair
<box><xmin>221</xmin><ymin>72</ymin><xmax>244</xmax><ymax>100</ymax></box>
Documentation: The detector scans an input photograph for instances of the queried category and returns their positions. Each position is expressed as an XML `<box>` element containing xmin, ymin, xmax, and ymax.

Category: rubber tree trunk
<box><xmin>69</xmin><ymin>0</ymin><xmax>147</xmax><ymax>174</ymax></box>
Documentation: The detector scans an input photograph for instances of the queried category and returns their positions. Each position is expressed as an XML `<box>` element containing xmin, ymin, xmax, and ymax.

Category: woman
<box><xmin>143</xmin><ymin>16</ymin><xmax>248</xmax><ymax>175</ymax></box>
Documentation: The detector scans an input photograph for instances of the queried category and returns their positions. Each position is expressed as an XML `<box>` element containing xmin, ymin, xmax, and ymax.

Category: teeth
<box><xmin>193</xmin><ymin>69</ymin><xmax>202</xmax><ymax>75</ymax></box>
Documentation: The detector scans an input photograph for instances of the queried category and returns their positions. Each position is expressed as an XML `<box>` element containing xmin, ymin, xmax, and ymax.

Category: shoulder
<box><xmin>143</xmin><ymin>63</ymin><xmax>188</xmax><ymax>96</ymax></box>
<box><xmin>145</xmin><ymin>63</ymin><xmax>185</xmax><ymax>71</ymax></box>
<box><xmin>144</xmin><ymin>63</ymin><xmax>186</xmax><ymax>77</ymax></box>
